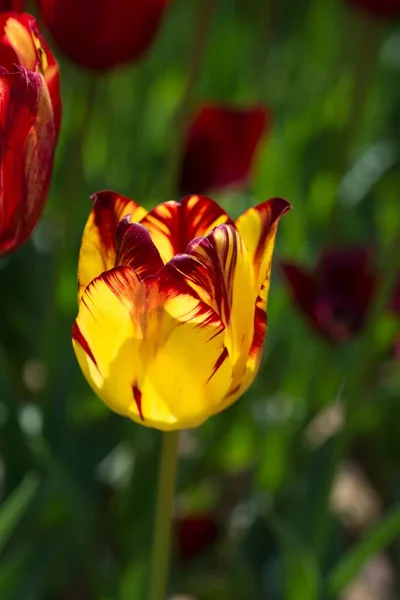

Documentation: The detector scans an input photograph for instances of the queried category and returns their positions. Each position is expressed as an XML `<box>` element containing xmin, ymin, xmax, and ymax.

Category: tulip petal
<box><xmin>163</xmin><ymin>224</ymin><xmax>257</xmax><ymax>399</ymax></box>
<box><xmin>73</xmin><ymin>266</ymin><xmax>232</xmax><ymax>430</ymax></box>
<box><xmin>116</xmin><ymin>222</ymin><xmax>164</xmax><ymax>278</ymax></box>
<box><xmin>77</xmin><ymin>190</ymin><xmax>146</xmax><ymax>299</ymax></box>
<box><xmin>236</xmin><ymin>197</ymin><xmax>292</xmax><ymax>292</ymax></box>
<box><xmin>1</xmin><ymin>14</ymin><xmax>62</xmax><ymax>135</ymax></box>
<box><xmin>0</xmin><ymin>66</ymin><xmax>55</xmax><ymax>255</ymax></box>
<box><xmin>140</xmin><ymin>195</ymin><xmax>234</xmax><ymax>263</ymax></box>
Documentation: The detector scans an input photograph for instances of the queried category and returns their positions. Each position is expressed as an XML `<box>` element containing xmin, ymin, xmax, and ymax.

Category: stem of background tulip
<box><xmin>147</xmin><ymin>430</ymin><xmax>180</xmax><ymax>600</ymax></box>
<box><xmin>329</xmin><ymin>15</ymin><xmax>382</xmax><ymax>238</ymax></box>
<box><xmin>41</xmin><ymin>76</ymin><xmax>99</xmax><ymax>420</ymax></box>
<box><xmin>312</xmin><ymin>230</ymin><xmax>400</xmax><ymax>559</ymax></box>
<box><xmin>164</xmin><ymin>0</ymin><xmax>216</xmax><ymax>197</ymax></box>
<box><xmin>252</xmin><ymin>0</ymin><xmax>278</xmax><ymax>101</ymax></box>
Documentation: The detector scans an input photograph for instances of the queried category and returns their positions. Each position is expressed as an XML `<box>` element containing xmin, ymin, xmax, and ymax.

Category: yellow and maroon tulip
<box><xmin>35</xmin><ymin>0</ymin><xmax>169</xmax><ymax>72</ymax></box>
<box><xmin>0</xmin><ymin>13</ymin><xmax>59</xmax><ymax>256</ymax></box>
<box><xmin>72</xmin><ymin>192</ymin><xmax>290</xmax><ymax>431</ymax></box>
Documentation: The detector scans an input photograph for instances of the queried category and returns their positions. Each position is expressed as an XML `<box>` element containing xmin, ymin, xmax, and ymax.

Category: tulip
<box><xmin>0</xmin><ymin>13</ymin><xmax>58</xmax><ymax>256</ymax></box>
<box><xmin>345</xmin><ymin>0</ymin><xmax>400</xmax><ymax>18</ymax></box>
<box><xmin>179</xmin><ymin>105</ymin><xmax>269</xmax><ymax>195</ymax></box>
<box><xmin>0</xmin><ymin>12</ymin><xmax>61</xmax><ymax>133</ymax></box>
<box><xmin>176</xmin><ymin>513</ymin><xmax>219</xmax><ymax>562</ymax></box>
<box><xmin>72</xmin><ymin>192</ymin><xmax>290</xmax><ymax>430</ymax></box>
<box><xmin>35</xmin><ymin>0</ymin><xmax>169</xmax><ymax>72</ymax></box>
<box><xmin>281</xmin><ymin>247</ymin><xmax>377</xmax><ymax>343</ymax></box>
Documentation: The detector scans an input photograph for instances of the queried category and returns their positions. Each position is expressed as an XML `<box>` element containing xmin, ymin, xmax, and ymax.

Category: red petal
<box><xmin>140</xmin><ymin>194</ymin><xmax>234</xmax><ymax>262</ymax></box>
<box><xmin>36</xmin><ymin>0</ymin><xmax>169</xmax><ymax>72</ymax></box>
<box><xmin>117</xmin><ymin>222</ymin><xmax>164</xmax><ymax>279</ymax></box>
<box><xmin>0</xmin><ymin>13</ymin><xmax>61</xmax><ymax>135</ymax></box>
<box><xmin>0</xmin><ymin>67</ymin><xmax>55</xmax><ymax>256</ymax></box>
<box><xmin>179</xmin><ymin>104</ymin><xmax>270</xmax><ymax>194</ymax></box>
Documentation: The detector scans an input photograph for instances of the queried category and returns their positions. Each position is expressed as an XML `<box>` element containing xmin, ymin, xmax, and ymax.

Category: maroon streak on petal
<box><xmin>117</xmin><ymin>222</ymin><xmax>164</xmax><ymax>278</ymax></box>
<box><xmin>99</xmin><ymin>265</ymin><xmax>143</xmax><ymax>306</ymax></box>
<box><xmin>91</xmin><ymin>191</ymin><xmax>134</xmax><ymax>257</ymax></box>
<box><xmin>206</xmin><ymin>346</ymin><xmax>229</xmax><ymax>383</ymax></box>
<box><xmin>132</xmin><ymin>384</ymin><xmax>144</xmax><ymax>421</ymax></box>
<box><xmin>249</xmin><ymin>287</ymin><xmax>268</xmax><ymax>359</ymax></box>
<box><xmin>140</xmin><ymin>195</ymin><xmax>234</xmax><ymax>259</ymax></box>
<box><xmin>72</xmin><ymin>321</ymin><xmax>97</xmax><ymax>367</ymax></box>
<box><xmin>253</xmin><ymin>198</ymin><xmax>292</xmax><ymax>267</ymax></box>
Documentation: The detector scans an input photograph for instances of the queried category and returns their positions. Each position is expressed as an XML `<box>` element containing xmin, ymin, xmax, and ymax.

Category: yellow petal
<box><xmin>140</xmin><ymin>194</ymin><xmax>233</xmax><ymax>263</ymax></box>
<box><xmin>77</xmin><ymin>191</ymin><xmax>146</xmax><ymax>300</ymax></box>
<box><xmin>163</xmin><ymin>224</ymin><xmax>257</xmax><ymax>400</ymax></box>
<box><xmin>235</xmin><ymin>197</ymin><xmax>291</xmax><ymax>294</ymax></box>
<box><xmin>73</xmin><ymin>266</ymin><xmax>232</xmax><ymax>430</ymax></box>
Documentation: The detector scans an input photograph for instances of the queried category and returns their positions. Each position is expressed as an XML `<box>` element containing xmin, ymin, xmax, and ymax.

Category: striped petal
<box><xmin>139</xmin><ymin>194</ymin><xmax>234</xmax><ymax>263</ymax></box>
<box><xmin>77</xmin><ymin>190</ymin><xmax>146</xmax><ymax>299</ymax></box>
<box><xmin>235</xmin><ymin>197</ymin><xmax>292</xmax><ymax>292</ymax></box>
<box><xmin>163</xmin><ymin>224</ymin><xmax>257</xmax><ymax>400</ymax></box>
<box><xmin>73</xmin><ymin>266</ymin><xmax>232</xmax><ymax>430</ymax></box>
<box><xmin>225</xmin><ymin>198</ymin><xmax>291</xmax><ymax>405</ymax></box>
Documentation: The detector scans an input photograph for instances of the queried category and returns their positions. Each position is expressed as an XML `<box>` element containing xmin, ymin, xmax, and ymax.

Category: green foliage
<box><xmin>1</xmin><ymin>0</ymin><xmax>400</xmax><ymax>598</ymax></box>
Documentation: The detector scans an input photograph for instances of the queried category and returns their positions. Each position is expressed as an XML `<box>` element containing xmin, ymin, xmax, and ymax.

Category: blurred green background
<box><xmin>1</xmin><ymin>0</ymin><xmax>400</xmax><ymax>598</ymax></box>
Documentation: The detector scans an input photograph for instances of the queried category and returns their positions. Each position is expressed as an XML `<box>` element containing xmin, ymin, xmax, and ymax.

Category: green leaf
<box><xmin>0</xmin><ymin>473</ymin><xmax>39</xmax><ymax>555</ymax></box>
<box><xmin>328</xmin><ymin>504</ymin><xmax>400</xmax><ymax>597</ymax></box>
<box><xmin>272</xmin><ymin>519</ymin><xmax>321</xmax><ymax>600</ymax></box>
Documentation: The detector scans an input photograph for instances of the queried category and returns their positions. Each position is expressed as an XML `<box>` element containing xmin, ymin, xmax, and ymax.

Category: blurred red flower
<box><xmin>0</xmin><ymin>1</ymin><xmax>24</xmax><ymax>9</ymax></box>
<box><xmin>0</xmin><ymin>13</ymin><xmax>59</xmax><ymax>256</ymax></box>
<box><xmin>176</xmin><ymin>513</ymin><xmax>219</xmax><ymax>562</ymax></box>
<box><xmin>179</xmin><ymin>105</ymin><xmax>269</xmax><ymax>195</ymax></box>
<box><xmin>346</xmin><ymin>0</ymin><xmax>400</xmax><ymax>18</ymax></box>
<box><xmin>35</xmin><ymin>0</ymin><xmax>169</xmax><ymax>72</ymax></box>
<box><xmin>281</xmin><ymin>247</ymin><xmax>377</xmax><ymax>343</ymax></box>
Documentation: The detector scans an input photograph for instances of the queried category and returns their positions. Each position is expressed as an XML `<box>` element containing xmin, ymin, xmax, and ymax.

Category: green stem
<box><xmin>165</xmin><ymin>0</ymin><xmax>216</xmax><ymax>198</ymax></box>
<box><xmin>147</xmin><ymin>430</ymin><xmax>180</xmax><ymax>600</ymax></box>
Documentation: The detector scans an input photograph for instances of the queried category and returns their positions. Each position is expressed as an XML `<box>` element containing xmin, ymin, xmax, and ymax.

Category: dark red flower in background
<box><xmin>0</xmin><ymin>13</ymin><xmax>59</xmax><ymax>256</ymax></box>
<box><xmin>176</xmin><ymin>513</ymin><xmax>219</xmax><ymax>562</ymax></box>
<box><xmin>281</xmin><ymin>247</ymin><xmax>377</xmax><ymax>343</ymax></box>
<box><xmin>346</xmin><ymin>0</ymin><xmax>400</xmax><ymax>18</ymax></box>
<box><xmin>179</xmin><ymin>105</ymin><xmax>269</xmax><ymax>196</ymax></box>
<box><xmin>0</xmin><ymin>1</ymin><xmax>24</xmax><ymax>9</ymax></box>
<box><xmin>35</xmin><ymin>0</ymin><xmax>169</xmax><ymax>72</ymax></box>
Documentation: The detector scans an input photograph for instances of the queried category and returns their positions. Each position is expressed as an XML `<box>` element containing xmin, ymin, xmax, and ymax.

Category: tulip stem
<box><xmin>165</xmin><ymin>0</ymin><xmax>216</xmax><ymax>197</ymax></box>
<box><xmin>147</xmin><ymin>430</ymin><xmax>180</xmax><ymax>600</ymax></box>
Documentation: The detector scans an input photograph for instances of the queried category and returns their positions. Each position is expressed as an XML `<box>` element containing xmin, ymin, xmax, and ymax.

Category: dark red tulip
<box><xmin>0</xmin><ymin>12</ymin><xmax>61</xmax><ymax>134</ymax></box>
<box><xmin>346</xmin><ymin>0</ymin><xmax>400</xmax><ymax>18</ymax></box>
<box><xmin>0</xmin><ymin>1</ymin><xmax>24</xmax><ymax>9</ymax></box>
<box><xmin>176</xmin><ymin>513</ymin><xmax>219</xmax><ymax>562</ymax></box>
<box><xmin>179</xmin><ymin>105</ymin><xmax>269</xmax><ymax>195</ymax></box>
<box><xmin>35</xmin><ymin>0</ymin><xmax>169</xmax><ymax>72</ymax></box>
<box><xmin>0</xmin><ymin>13</ymin><xmax>58</xmax><ymax>256</ymax></box>
<box><xmin>281</xmin><ymin>247</ymin><xmax>377</xmax><ymax>343</ymax></box>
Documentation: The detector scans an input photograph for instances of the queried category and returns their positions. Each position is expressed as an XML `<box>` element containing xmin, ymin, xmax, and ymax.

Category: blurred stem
<box><xmin>253</xmin><ymin>0</ymin><xmax>278</xmax><ymax>100</ymax></box>
<box><xmin>329</xmin><ymin>15</ymin><xmax>382</xmax><ymax>237</ymax></box>
<box><xmin>313</xmin><ymin>231</ymin><xmax>400</xmax><ymax>560</ymax></box>
<box><xmin>147</xmin><ymin>431</ymin><xmax>180</xmax><ymax>600</ymax></box>
<box><xmin>164</xmin><ymin>0</ymin><xmax>216</xmax><ymax>198</ymax></box>
<box><xmin>42</xmin><ymin>76</ymin><xmax>99</xmax><ymax>432</ymax></box>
